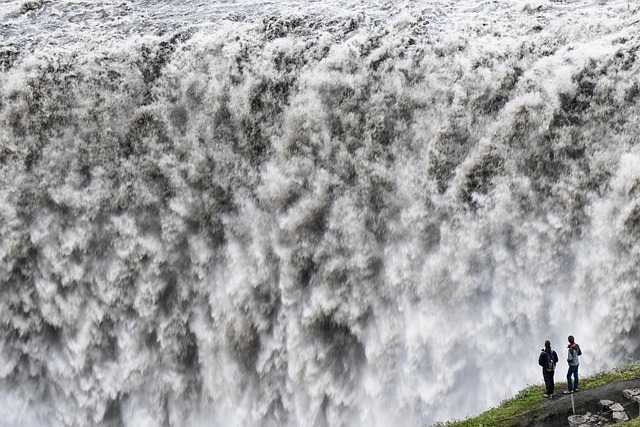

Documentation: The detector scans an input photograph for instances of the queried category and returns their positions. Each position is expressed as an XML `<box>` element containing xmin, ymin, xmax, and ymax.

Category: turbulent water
<box><xmin>2</xmin><ymin>0</ymin><xmax>640</xmax><ymax>426</ymax></box>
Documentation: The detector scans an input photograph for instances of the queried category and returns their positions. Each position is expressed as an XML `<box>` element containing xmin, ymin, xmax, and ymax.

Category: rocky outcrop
<box><xmin>602</xmin><ymin>401</ymin><xmax>629</xmax><ymax>423</ymax></box>
<box><xmin>567</xmin><ymin>412</ymin><xmax>609</xmax><ymax>426</ymax></box>
<box><xmin>566</xmin><ymin>389</ymin><xmax>640</xmax><ymax>426</ymax></box>
<box><xmin>622</xmin><ymin>388</ymin><xmax>640</xmax><ymax>403</ymax></box>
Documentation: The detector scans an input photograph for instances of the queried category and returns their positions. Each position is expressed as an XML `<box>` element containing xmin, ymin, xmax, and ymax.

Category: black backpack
<box><xmin>545</xmin><ymin>351</ymin><xmax>556</xmax><ymax>371</ymax></box>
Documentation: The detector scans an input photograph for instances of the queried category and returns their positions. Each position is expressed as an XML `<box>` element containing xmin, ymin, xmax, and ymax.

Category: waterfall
<box><xmin>2</xmin><ymin>0</ymin><xmax>640</xmax><ymax>426</ymax></box>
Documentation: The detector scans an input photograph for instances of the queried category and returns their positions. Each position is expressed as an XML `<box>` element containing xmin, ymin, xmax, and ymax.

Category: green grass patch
<box><xmin>434</xmin><ymin>360</ymin><xmax>640</xmax><ymax>427</ymax></box>
<box><xmin>583</xmin><ymin>361</ymin><xmax>640</xmax><ymax>389</ymax></box>
<box><xmin>431</xmin><ymin>383</ymin><xmax>548</xmax><ymax>427</ymax></box>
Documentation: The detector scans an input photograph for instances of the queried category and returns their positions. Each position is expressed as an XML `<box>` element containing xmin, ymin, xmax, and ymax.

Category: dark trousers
<box><xmin>543</xmin><ymin>369</ymin><xmax>555</xmax><ymax>395</ymax></box>
<box><xmin>567</xmin><ymin>365</ymin><xmax>579</xmax><ymax>391</ymax></box>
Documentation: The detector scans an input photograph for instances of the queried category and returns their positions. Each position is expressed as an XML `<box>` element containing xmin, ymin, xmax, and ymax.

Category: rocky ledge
<box><xmin>567</xmin><ymin>388</ymin><xmax>640</xmax><ymax>426</ymax></box>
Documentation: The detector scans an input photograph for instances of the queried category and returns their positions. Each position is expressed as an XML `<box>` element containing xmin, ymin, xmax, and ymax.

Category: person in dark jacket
<box><xmin>564</xmin><ymin>335</ymin><xmax>582</xmax><ymax>394</ymax></box>
<box><xmin>538</xmin><ymin>340</ymin><xmax>559</xmax><ymax>398</ymax></box>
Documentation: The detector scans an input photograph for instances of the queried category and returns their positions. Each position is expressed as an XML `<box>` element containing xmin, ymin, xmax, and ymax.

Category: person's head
<box><xmin>568</xmin><ymin>335</ymin><xmax>575</xmax><ymax>344</ymax></box>
<box><xmin>544</xmin><ymin>340</ymin><xmax>551</xmax><ymax>349</ymax></box>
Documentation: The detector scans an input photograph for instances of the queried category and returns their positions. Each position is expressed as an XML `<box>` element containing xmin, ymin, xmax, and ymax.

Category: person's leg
<box><xmin>543</xmin><ymin>370</ymin><xmax>553</xmax><ymax>396</ymax></box>
<box><xmin>567</xmin><ymin>366</ymin><xmax>578</xmax><ymax>391</ymax></box>
<box><xmin>550</xmin><ymin>370</ymin><xmax>555</xmax><ymax>396</ymax></box>
<box><xmin>566</xmin><ymin>367</ymin><xmax>574</xmax><ymax>391</ymax></box>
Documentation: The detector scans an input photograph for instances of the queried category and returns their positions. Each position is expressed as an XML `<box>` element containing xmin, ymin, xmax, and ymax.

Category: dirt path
<box><xmin>527</xmin><ymin>378</ymin><xmax>640</xmax><ymax>426</ymax></box>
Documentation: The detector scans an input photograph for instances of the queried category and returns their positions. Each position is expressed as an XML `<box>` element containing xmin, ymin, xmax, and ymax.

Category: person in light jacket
<box><xmin>564</xmin><ymin>335</ymin><xmax>582</xmax><ymax>394</ymax></box>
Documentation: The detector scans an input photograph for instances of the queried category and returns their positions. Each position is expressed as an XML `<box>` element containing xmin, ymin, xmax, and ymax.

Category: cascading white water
<box><xmin>2</xmin><ymin>0</ymin><xmax>640</xmax><ymax>426</ymax></box>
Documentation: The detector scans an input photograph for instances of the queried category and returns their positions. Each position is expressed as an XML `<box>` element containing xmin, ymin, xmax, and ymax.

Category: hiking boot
<box><xmin>543</xmin><ymin>394</ymin><xmax>552</xmax><ymax>398</ymax></box>
<box><xmin>574</xmin><ymin>388</ymin><xmax>579</xmax><ymax>393</ymax></box>
<box><xmin>564</xmin><ymin>390</ymin><xmax>573</xmax><ymax>394</ymax></box>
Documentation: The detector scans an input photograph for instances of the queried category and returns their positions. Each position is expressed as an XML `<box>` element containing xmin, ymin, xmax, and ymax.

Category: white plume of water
<box><xmin>2</xmin><ymin>0</ymin><xmax>640</xmax><ymax>426</ymax></box>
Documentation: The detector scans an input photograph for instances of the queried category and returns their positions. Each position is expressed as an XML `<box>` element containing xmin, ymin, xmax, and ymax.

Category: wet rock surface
<box><xmin>530</xmin><ymin>379</ymin><xmax>640</xmax><ymax>427</ymax></box>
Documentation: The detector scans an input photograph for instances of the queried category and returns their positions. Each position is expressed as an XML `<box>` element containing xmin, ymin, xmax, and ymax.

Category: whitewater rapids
<box><xmin>1</xmin><ymin>0</ymin><xmax>640</xmax><ymax>426</ymax></box>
